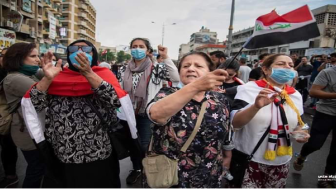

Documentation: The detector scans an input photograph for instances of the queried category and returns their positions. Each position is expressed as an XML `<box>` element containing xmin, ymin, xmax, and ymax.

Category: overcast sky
<box><xmin>91</xmin><ymin>0</ymin><xmax>334</xmax><ymax>59</ymax></box>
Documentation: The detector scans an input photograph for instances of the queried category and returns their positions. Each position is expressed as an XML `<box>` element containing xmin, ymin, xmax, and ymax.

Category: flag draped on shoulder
<box><xmin>21</xmin><ymin>67</ymin><xmax>137</xmax><ymax>145</ymax></box>
<box><xmin>244</xmin><ymin>5</ymin><xmax>320</xmax><ymax>49</ymax></box>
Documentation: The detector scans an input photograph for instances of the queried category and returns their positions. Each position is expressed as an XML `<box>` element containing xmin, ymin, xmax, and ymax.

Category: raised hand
<box><xmin>41</xmin><ymin>52</ymin><xmax>62</xmax><ymax>80</ymax></box>
<box><xmin>192</xmin><ymin>69</ymin><xmax>228</xmax><ymax>92</ymax></box>
<box><xmin>73</xmin><ymin>52</ymin><xmax>93</xmax><ymax>76</ymax></box>
<box><xmin>254</xmin><ymin>88</ymin><xmax>278</xmax><ymax>109</ymax></box>
<box><xmin>158</xmin><ymin>45</ymin><xmax>168</xmax><ymax>59</ymax></box>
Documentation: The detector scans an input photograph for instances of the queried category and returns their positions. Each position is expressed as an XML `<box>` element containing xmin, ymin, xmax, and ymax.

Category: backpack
<box><xmin>0</xmin><ymin>80</ymin><xmax>13</xmax><ymax>135</ymax></box>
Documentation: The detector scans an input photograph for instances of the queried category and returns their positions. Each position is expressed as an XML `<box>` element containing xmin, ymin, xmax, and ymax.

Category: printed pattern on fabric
<box><xmin>241</xmin><ymin>161</ymin><xmax>290</xmax><ymax>188</ymax></box>
<box><xmin>148</xmin><ymin>87</ymin><xmax>231</xmax><ymax>188</ymax></box>
<box><xmin>118</xmin><ymin>63</ymin><xmax>171</xmax><ymax>85</ymax></box>
<box><xmin>30</xmin><ymin>81</ymin><xmax>121</xmax><ymax>164</ymax></box>
<box><xmin>132</xmin><ymin>72</ymin><xmax>144</xmax><ymax>91</ymax></box>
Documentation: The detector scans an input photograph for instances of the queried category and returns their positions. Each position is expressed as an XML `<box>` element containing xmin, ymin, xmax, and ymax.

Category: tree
<box><xmin>125</xmin><ymin>54</ymin><xmax>131</xmax><ymax>61</ymax></box>
<box><xmin>98</xmin><ymin>49</ymin><xmax>116</xmax><ymax>62</ymax></box>
<box><xmin>117</xmin><ymin>51</ymin><xmax>125</xmax><ymax>63</ymax></box>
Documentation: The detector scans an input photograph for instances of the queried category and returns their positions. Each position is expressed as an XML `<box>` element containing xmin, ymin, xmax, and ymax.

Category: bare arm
<box><xmin>317</xmin><ymin>63</ymin><xmax>326</xmax><ymax>72</ymax></box>
<box><xmin>149</xmin><ymin>69</ymin><xmax>228</xmax><ymax>125</ymax></box>
<box><xmin>294</xmin><ymin>62</ymin><xmax>303</xmax><ymax>70</ymax></box>
<box><xmin>309</xmin><ymin>84</ymin><xmax>336</xmax><ymax>99</ymax></box>
<box><xmin>291</xmin><ymin>76</ymin><xmax>298</xmax><ymax>87</ymax></box>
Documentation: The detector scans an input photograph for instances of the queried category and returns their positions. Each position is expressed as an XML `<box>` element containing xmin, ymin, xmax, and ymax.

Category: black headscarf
<box><xmin>66</xmin><ymin>39</ymin><xmax>98</xmax><ymax>72</ymax></box>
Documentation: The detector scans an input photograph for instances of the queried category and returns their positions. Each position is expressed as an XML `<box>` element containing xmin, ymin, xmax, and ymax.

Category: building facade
<box><xmin>178</xmin><ymin>27</ymin><xmax>222</xmax><ymax>59</ymax></box>
<box><xmin>60</xmin><ymin>0</ymin><xmax>96</xmax><ymax>46</ymax></box>
<box><xmin>0</xmin><ymin>0</ymin><xmax>67</xmax><ymax>54</ymax></box>
<box><xmin>195</xmin><ymin>44</ymin><xmax>226</xmax><ymax>54</ymax></box>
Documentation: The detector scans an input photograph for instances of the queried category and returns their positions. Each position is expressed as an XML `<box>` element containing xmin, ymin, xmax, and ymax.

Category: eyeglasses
<box><xmin>68</xmin><ymin>45</ymin><xmax>93</xmax><ymax>53</ymax></box>
<box><xmin>228</xmin><ymin>73</ymin><xmax>236</xmax><ymax>77</ymax></box>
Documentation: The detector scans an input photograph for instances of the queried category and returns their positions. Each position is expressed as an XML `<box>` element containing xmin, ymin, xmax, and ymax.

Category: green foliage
<box><xmin>98</xmin><ymin>49</ymin><xmax>116</xmax><ymax>62</ymax></box>
<box><xmin>117</xmin><ymin>51</ymin><xmax>131</xmax><ymax>63</ymax></box>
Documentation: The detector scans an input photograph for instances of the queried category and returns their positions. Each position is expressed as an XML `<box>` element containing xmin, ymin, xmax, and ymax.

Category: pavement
<box><xmin>0</xmin><ymin>101</ymin><xmax>333</xmax><ymax>188</ymax></box>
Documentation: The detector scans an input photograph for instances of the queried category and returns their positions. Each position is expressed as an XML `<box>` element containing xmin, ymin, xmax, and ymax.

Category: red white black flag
<box><xmin>244</xmin><ymin>5</ymin><xmax>320</xmax><ymax>49</ymax></box>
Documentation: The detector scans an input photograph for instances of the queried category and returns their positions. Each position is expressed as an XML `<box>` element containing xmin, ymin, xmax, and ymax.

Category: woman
<box><xmin>24</xmin><ymin>39</ymin><xmax>122</xmax><ymax>187</ymax></box>
<box><xmin>146</xmin><ymin>52</ymin><xmax>232</xmax><ymax>188</ymax></box>
<box><xmin>218</xmin><ymin>59</ymin><xmax>244</xmax><ymax>104</ymax></box>
<box><xmin>118</xmin><ymin>38</ymin><xmax>179</xmax><ymax>184</ymax></box>
<box><xmin>231</xmin><ymin>54</ymin><xmax>310</xmax><ymax>188</ymax></box>
<box><xmin>2</xmin><ymin>43</ymin><xmax>45</xmax><ymax>187</ymax></box>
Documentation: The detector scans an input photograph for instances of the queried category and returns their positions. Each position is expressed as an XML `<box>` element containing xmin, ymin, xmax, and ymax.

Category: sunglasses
<box><xmin>68</xmin><ymin>45</ymin><xmax>93</xmax><ymax>53</ymax></box>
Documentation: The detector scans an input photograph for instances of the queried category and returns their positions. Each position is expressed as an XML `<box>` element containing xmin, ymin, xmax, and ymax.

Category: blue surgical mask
<box><xmin>270</xmin><ymin>68</ymin><xmax>296</xmax><ymax>84</ymax></box>
<box><xmin>131</xmin><ymin>48</ymin><xmax>146</xmax><ymax>60</ymax></box>
<box><xmin>69</xmin><ymin>51</ymin><xmax>93</xmax><ymax>66</ymax></box>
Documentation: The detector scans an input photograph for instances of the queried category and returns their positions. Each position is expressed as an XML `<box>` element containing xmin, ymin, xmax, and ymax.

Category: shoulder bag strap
<box><xmin>248</xmin><ymin>125</ymin><xmax>270</xmax><ymax>160</ymax></box>
<box><xmin>180</xmin><ymin>101</ymin><xmax>207</xmax><ymax>153</ymax></box>
<box><xmin>147</xmin><ymin>100</ymin><xmax>207</xmax><ymax>154</ymax></box>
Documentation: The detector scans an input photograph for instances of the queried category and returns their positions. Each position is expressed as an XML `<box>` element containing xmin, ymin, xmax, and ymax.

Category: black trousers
<box><xmin>21</xmin><ymin>149</ymin><xmax>45</xmax><ymax>188</ymax></box>
<box><xmin>120</xmin><ymin>120</ymin><xmax>144</xmax><ymax>170</ymax></box>
<box><xmin>62</xmin><ymin>152</ymin><xmax>120</xmax><ymax>188</ymax></box>
<box><xmin>300</xmin><ymin>111</ymin><xmax>336</xmax><ymax>175</ymax></box>
<box><xmin>0</xmin><ymin>133</ymin><xmax>18</xmax><ymax>176</ymax></box>
<box><xmin>296</xmin><ymin>79</ymin><xmax>309</xmax><ymax>103</ymax></box>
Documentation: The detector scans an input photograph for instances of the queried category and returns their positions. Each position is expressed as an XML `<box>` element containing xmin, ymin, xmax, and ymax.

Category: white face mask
<box><xmin>52</xmin><ymin>61</ymin><xmax>57</xmax><ymax>66</ymax></box>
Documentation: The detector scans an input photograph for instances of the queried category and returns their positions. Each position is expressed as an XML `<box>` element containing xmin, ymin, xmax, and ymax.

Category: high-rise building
<box><xmin>0</xmin><ymin>0</ymin><xmax>65</xmax><ymax>54</ymax></box>
<box><xmin>178</xmin><ymin>27</ymin><xmax>221</xmax><ymax>59</ymax></box>
<box><xmin>60</xmin><ymin>0</ymin><xmax>96</xmax><ymax>46</ymax></box>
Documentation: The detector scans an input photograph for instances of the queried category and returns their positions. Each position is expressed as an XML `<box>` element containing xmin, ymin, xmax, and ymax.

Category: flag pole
<box><xmin>224</xmin><ymin>46</ymin><xmax>244</xmax><ymax>69</ymax></box>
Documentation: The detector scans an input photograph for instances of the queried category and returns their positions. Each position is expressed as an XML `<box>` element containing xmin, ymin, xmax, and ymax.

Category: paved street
<box><xmin>0</xmin><ymin>106</ymin><xmax>332</xmax><ymax>188</ymax></box>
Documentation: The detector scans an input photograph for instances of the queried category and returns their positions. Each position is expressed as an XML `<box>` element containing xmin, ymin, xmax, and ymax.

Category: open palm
<box><xmin>254</xmin><ymin>89</ymin><xmax>277</xmax><ymax>109</ymax></box>
<box><xmin>41</xmin><ymin>52</ymin><xmax>62</xmax><ymax>80</ymax></box>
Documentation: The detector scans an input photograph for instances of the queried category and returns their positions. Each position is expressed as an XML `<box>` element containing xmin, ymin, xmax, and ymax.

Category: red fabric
<box><xmin>257</xmin><ymin>5</ymin><xmax>313</xmax><ymax>26</ymax></box>
<box><xmin>47</xmin><ymin>66</ymin><xmax>126</xmax><ymax>98</ymax></box>
<box><xmin>255</xmin><ymin>79</ymin><xmax>296</xmax><ymax>94</ymax></box>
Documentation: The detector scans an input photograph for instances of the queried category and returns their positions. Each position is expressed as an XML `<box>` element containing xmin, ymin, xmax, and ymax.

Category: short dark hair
<box><xmin>239</xmin><ymin>57</ymin><xmax>246</xmax><ymax>64</ymax></box>
<box><xmin>330</xmin><ymin>53</ymin><xmax>336</xmax><ymax>58</ymax></box>
<box><xmin>209</xmin><ymin>51</ymin><xmax>226</xmax><ymax>59</ymax></box>
<box><xmin>178</xmin><ymin>52</ymin><xmax>215</xmax><ymax>72</ymax></box>
<box><xmin>224</xmin><ymin>59</ymin><xmax>240</xmax><ymax>72</ymax></box>
<box><xmin>3</xmin><ymin>43</ymin><xmax>37</xmax><ymax>72</ymax></box>
<box><xmin>130</xmin><ymin>37</ymin><xmax>152</xmax><ymax>51</ymax></box>
<box><xmin>258</xmin><ymin>53</ymin><xmax>270</xmax><ymax>61</ymax></box>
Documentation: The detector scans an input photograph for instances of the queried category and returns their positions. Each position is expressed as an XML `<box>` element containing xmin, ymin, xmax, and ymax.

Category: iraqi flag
<box><xmin>21</xmin><ymin>67</ymin><xmax>137</xmax><ymax>145</ymax></box>
<box><xmin>244</xmin><ymin>5</ymin><xmax>320</xmax><ymax>49</ymax></box>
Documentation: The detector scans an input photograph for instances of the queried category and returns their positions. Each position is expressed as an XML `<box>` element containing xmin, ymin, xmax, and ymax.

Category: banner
<box><xmin>48</xmin><ymin>14</ymin><xmax>56</xmax><ymax>39</ymax></box>
<box><xmin>305</xmin><ymin>48</ymin><xmax>335</xmax><ymax>57</ymax></box>
<box><xmin>0</xmin><ymin>28</ymin><xmax>16</xmax><ymax>50</ymax></box>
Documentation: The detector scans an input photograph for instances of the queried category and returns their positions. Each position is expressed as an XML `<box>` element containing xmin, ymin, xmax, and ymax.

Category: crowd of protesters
<box><xmin>0</xmin><ymin>39</ymin><xmax>335</xmax><ymax>188</ymax></box>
